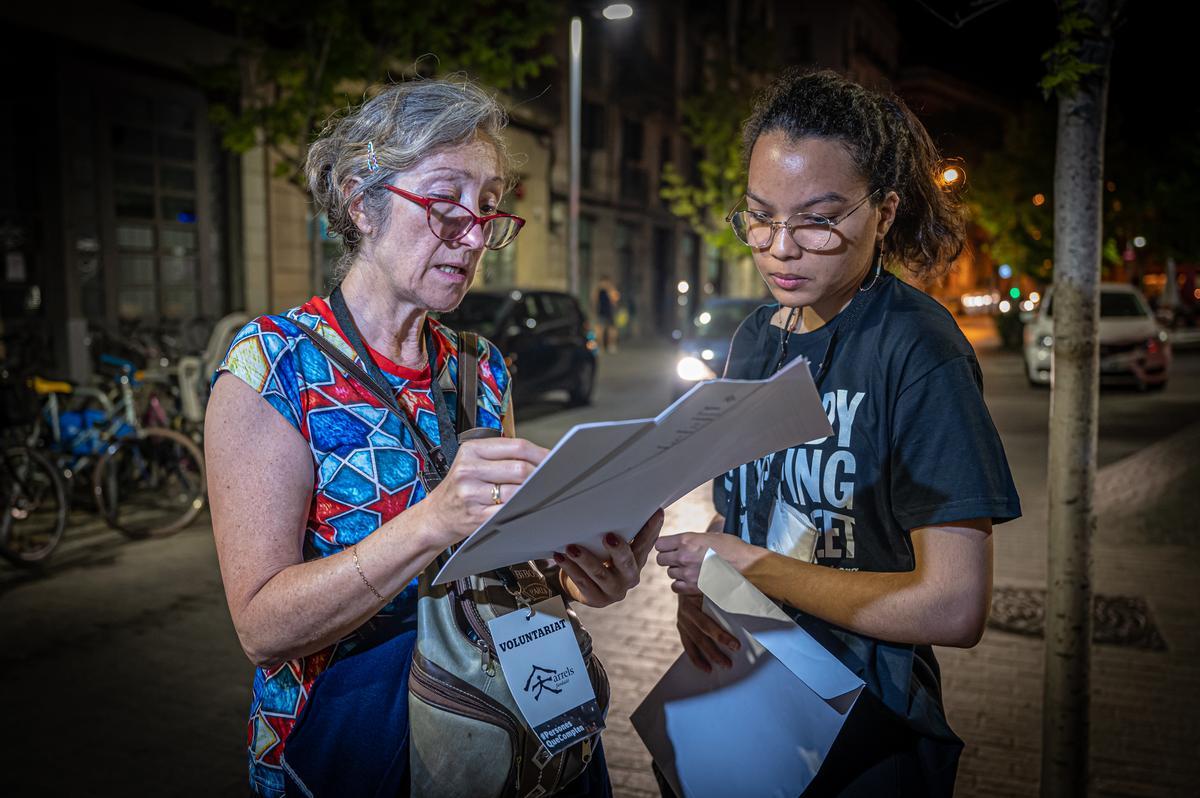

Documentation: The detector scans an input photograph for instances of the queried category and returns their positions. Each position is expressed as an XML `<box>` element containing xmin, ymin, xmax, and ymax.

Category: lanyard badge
<box><xmin>487</xmin><ymin>596</ymin><xmax>605</xmax><ymax>755</ymax></box>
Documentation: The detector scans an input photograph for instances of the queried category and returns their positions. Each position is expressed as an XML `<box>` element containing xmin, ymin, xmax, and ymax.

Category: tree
<box><xmin>196</xmin><ymin>0</ymin><xmax>559</xmax><ymax>293</ymax></box>
<box><xmin>659</xmin><ymin>79</ymin><xmax>752</xmax><ymax>265</ymax></box>
<box><xmin>659</xmin><ymin>1</ymin><xmax>780</xmax><ymax>274</ymax></box>
<box><xmin>201</xmin><ymin>0</ymin><xmax>559</xmax><ymax>188</ymax></box>
<box><xmin>1040</xmin><ymin>1</ymin><xmax>1118</xmax><ymax>795</ymax></box>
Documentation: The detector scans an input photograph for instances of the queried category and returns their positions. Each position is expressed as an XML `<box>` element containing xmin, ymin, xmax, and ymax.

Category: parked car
<box><xmin>674</xmin><ymin>296</ymin><xmax>769</xmax><ymax>398</ymax></box>
<box><xmin>436</xmin><ymin>288</ymin><xmax>598</xmax><ymax>405</ymax></box>
<box><xmin>1022</xmin><ymin>283</ymin><xmax>1171</xmax><ymax>389</ymax></box>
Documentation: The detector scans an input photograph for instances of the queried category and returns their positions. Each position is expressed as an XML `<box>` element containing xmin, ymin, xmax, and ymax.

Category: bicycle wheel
<box><xmin>0</xmin><ymin>446</ymin><xmax>68</xmax><ymax>566</ymax></box>
<box><xmin>93</xmin><ymin>426</ymin><xmax>206</xmax><ymax>539</ymax></box>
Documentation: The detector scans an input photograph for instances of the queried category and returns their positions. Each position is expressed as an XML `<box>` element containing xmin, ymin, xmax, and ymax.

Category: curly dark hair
<box><xmin>742</xmin><ymin>68</ymin><xmax>965</xmax><ymax>279</ymax></box>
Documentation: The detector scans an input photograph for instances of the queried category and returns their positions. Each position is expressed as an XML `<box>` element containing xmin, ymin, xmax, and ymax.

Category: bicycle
<box><xmin>35</xmin><ymin>355</ymin><xmax>207</xmax><ymax>541</ymax></box>
<box><xmin>0</xmin><ymin>372</ymin><xmax>68</xmax><ymax>567</ymax></box>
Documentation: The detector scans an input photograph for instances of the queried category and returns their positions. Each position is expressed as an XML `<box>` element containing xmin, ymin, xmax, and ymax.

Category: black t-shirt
<box><xmin>713</xmin><ymin>273</ymin><xmax>1020</xmax><ymax>770</ymax></box>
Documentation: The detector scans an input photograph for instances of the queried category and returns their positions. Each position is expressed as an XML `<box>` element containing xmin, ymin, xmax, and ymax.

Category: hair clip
<box><xmin>366</xmin><ymin>141</ymin><xmax>380</xmax><ymax>172</ymax></box>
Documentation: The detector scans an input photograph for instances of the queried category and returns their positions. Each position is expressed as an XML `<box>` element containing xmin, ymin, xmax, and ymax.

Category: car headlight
<box><xmin>1039</xmin><ymin>334</ymin><xmax>1053</xmax><ymax>349</ymax></box>
<box><xmin>676</xmin><ymin>356</ymin><xmax>717</xmax><ymax>382</ymax></box>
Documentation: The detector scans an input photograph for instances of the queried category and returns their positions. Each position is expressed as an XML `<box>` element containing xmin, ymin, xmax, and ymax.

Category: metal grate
<box><xmin>988</xmin><ymin>586</ymin><xmax>1168</xmax><ymax>650</ymax></box>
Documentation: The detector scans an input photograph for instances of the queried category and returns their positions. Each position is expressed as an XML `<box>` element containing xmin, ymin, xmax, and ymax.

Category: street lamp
<box><xmin>568</xmin><ymin>5</ymin><xmax>633</xmax><ymax>299</ymax></box>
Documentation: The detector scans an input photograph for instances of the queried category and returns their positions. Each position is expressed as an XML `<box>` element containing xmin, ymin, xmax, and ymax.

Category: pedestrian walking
<box><xmin>204</xmin><ymin>77</ymin><xmax>661</xmax><ymax>798</ymax></box>
<box><xmin>653</xmin><ymin>68</ymin><xmax>1021</xmax><ymax>797</ymax></box>
<box><xmin>594</xmin><ymin>276</ymin><xmax>621</xmax><ymax>353</ymax></box>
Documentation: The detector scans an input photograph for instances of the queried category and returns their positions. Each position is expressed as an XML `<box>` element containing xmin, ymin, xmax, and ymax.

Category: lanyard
<box><xmin>326</xmin><ymin>286</ymin><xmax>459</xmax><ymax>485</ymax></box>
<box><xmin>729</xmin><ymin>282</ymin><xmax>878</xmax><ymax>543</ymax></box>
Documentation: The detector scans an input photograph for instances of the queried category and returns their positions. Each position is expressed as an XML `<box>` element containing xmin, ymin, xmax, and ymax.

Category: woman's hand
<box><xmin>422</xmin><ymin>437</ymin><xmax>548</xmax><ymax>549</ymax></box>
<box><xmin>554</xmin><ymin>510</ymin><xmax>664</xmax><ymax>608</ymax></box>
<box><xmin>676</xmin><ymin>594</ymin><xmax>741</xmax><ymax>672</ymax></box>
<box><xmin>654</xmin><ymin>531</ymin><xmax>770</xmax><ymax>595</ymax></box>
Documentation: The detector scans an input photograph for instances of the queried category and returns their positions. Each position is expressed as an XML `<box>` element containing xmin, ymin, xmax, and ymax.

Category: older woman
<box><xmin>206</xmin><ymin>78</ymin><xmax>660</xmax><ymax>798</ymax></box>
<box><xmin>654</xmin><ymin>69</ymin><xmax>1021</xmax><ymax>796</ymax></box>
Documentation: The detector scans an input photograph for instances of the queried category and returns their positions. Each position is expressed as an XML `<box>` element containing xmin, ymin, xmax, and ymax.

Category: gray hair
<box><xmin>305</xmin><ymin>76</ymin><xmax>511</xmax><ymax>276</ymax></box>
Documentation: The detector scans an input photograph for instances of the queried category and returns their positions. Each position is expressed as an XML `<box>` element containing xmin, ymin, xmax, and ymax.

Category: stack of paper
<box><xmin>434</xmin><ymin>355</ymin><xmax>832</xmax><ymax>584</ymax></box>
<box><xmin>631</xmin><ymin>552</ymin><xmax>865</xmax><ymax>797</ymax></box>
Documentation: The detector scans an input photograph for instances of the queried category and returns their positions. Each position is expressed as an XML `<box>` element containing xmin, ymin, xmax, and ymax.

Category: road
<box><xmin>1</xmin><ymin>332</ymin><xmax>1197</xmax><ymax>796</ymax></box>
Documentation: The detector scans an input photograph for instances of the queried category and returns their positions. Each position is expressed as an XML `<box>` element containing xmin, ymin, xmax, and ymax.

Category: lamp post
<box><xmin>568</xmin><ymin>4</ymin><xmax>633</xmax><ymax>299</ymax></box>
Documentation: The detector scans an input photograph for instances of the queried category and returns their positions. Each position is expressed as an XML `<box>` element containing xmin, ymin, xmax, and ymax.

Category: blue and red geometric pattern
<box><xmin>215</xmin><ymin>295</ymin><xmax>510</xmax><ymax>797</ymax></box>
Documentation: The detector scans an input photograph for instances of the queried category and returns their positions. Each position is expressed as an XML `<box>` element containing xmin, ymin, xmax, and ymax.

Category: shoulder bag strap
<box><xmin>456</xmin><ymin>330</ymin><xmax>480</xmax><ymax>433</ymax></box>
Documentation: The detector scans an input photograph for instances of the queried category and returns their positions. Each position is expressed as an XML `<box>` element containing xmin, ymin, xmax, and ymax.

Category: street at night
<box><xmin>3</xmin><ymin>0</ymin><xmax>1198</xmax><ymax>795</ymax></box>
<box><xmin>3</xmin><ymin>336</ymin><xmax>1198</xmax><ymax>796</ymax></box>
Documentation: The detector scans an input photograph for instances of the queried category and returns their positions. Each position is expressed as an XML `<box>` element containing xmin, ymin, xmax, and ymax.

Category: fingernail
<box><xmin>604</xmin><ymin>533</ymin><xmax>619</xmax><ymax>548</ymax></box>
<box><xmin>567</xmin><ymin>544</ymin><xmax>581</xmax><ymax>557</ymax></box>
<box><xmin>553</xmin><ymin>552</ymin><xmax>564</xmax><ymax>563</ymax></box>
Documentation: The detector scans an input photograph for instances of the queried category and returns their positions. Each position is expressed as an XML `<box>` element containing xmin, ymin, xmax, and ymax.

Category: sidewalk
<box><xmin>575</xmin><ymin>420</ymin><xmax>1200</xmax><ymax>797</ymax></box>
<box><xmin>1</xmin><ymin>342</ymin><xmax>1196</xmax><ymax>796</ymax></box>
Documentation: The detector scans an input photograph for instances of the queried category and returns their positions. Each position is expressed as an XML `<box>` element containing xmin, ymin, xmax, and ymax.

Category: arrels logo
<box><xmin>523</xmin><ymin>664</ymin><xmax>575</xmax><ymax>701</ymax></box>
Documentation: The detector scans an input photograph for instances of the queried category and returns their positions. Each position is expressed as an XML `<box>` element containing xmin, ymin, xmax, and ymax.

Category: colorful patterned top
<box><xmin>214</xmin><ymin>296</ymin><xmax>511</xmax><ymax>798</ymax></box>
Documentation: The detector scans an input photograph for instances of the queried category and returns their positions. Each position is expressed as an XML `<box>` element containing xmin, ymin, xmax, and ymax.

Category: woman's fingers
<box><xmin>554</xmin><ymin>549</ymin><xmax>606</xmax><ymax>604</ymax></box>
<box><xmin>679</xmin><ymin>615</ymin><xmax>734</xmax><ymax>670</ymax></box>
<box><xmin>602</xmin><ymin>534</ymin><xmax>641</xmax><ymax>588</ymax></box>
<box><xmin>462</xmin><ymin>437</ymin><xmax>548</xmax><ymax>465</ymax></box>
<box><xmin>630</xmin><ymin>510</ymin><xmax>665</xmax><ymax>568</ymax></box>
<box><xmin>562</xmin><ymin>544</ymin><xmax>618</xmax><ymax>598</ymax></box>
<box><xmin>679</xmin><ymin>629</ymin><xmax>714</xmax><ymax>673</ymax></box>
<box><xmin>682</xmin><ymin>602</ymin><xmax>741</xmax><ymax>653</ymax></box>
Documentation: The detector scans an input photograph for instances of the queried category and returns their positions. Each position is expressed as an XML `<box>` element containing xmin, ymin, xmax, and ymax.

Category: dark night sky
<box><xmin>895</xmin><ymin>0</ymin><xmax>1186</xmax><ymax>112</ymax></box>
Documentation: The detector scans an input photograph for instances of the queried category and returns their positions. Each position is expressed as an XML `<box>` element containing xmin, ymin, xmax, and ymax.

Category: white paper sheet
<box><xmin>434</xmin><ymin>355</ymin><xmax>831</xmax><ymax>584</ymax></box>
<box><xmin>630</xmin><ymin>552</ymin><xmax>864</xmax><ymax>798</ymax></box>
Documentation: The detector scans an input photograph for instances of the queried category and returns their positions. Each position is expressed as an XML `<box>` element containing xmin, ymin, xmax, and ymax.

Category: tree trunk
<box><xmin>1042</xmin><ymin>0</ymin><xmax>1114</xmax><ymax>795</ymax></box>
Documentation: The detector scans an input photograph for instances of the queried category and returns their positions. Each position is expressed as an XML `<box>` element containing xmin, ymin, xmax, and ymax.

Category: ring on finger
<box><xmin>490</xmin><ymin>483</ymin><xmax>502</xmax><ymax>505</ymax></box>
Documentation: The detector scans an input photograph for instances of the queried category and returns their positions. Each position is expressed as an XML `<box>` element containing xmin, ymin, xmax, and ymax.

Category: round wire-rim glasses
<box><xmin>384</xmin><ymin>185</ymin><xmax>526</xmax><ymax>251</ymax></box>
<box><xmin>726</xmin><ymin>188</ymin><xmax>882</xmax><ymax>251</ymax></box>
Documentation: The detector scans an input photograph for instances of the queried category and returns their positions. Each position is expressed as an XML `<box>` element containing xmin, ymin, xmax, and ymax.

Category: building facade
<box><xmin>3</xmin><ymin>0</ymin><xmax>1001</xmax><ymax>381</ymax></box>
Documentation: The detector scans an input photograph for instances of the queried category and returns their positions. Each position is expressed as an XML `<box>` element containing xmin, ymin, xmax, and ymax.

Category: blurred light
<box><xmin>697</xmin><ymin>311</ymin><xmax>712</xmax><ymax>325</ymax></box>
<box><xmin>677</xmin><ymin>281</ymin><xmax>690</xmax><ymax>294</ymax></box>
<box><xmin>1133</xmin><ymin>236</ymin><xmax>1147</xmax><ymax>248</ymax></box>
<box><xmin>701</xmin><ymin>349</ymin><xmax>715</xmax><ymax>361</ymax></box>
<box><xmin>941</xmin><ymin>167</ymin><xmax>963</xmax><ymax>186</ymax></box>
<box><xmin>525</xmin><ymin>318</ymin><xmax>536</xmax><ymax>329</ymax></box>
<box><xmin>1043</xmin><ymin>259</ymin><xmax>1053</xmax><ymax>270</ymax></box>
<box><xmin>999</xmin><ymin>264</ymin><xmax>1013</xmax><ymax>279</ymax></box>
<box><xmin>1033</xmin><ymin>193</ymin><xmax>1046</xmax><ymax>206</ymax></box>
<box><xmin>1009</xmin><ymin>287</ymin><xmax>1021</xmax><ymax>299</ymax></box>
<box><xmin>1194</xmin><ymin>288</ymin><xmax>1200</xmax><ymax>300</ymax></box>
<box><xmin>999</xmin><ymin>300</ymin><xmax>1012</xmax><ymax>313</ymax></box>
<box><xmin>1039</xmin><ymin>335</ymin><xmax>1053</xmax><ymax>348</ymax></box>
<box><xmin>1021</xmin><ymin>300</ymin><xmax>1035</xmax><ymax>312</ymax></box>
<box><xmin>671</xmin><ymin>329</ymin><xmax>683</xmax><ymax>340</ymax></box>
<box><xmin>676</xmin><ymin>356</ymin><xmax>716</xmax><ymax>382</ymax></box>
<box><xmin>677</xmin><ymin>296</ymin><xmax>687</xmax><ymax>306</ymax></box>
<box><xmin>1029</xmin><ymin>291</ymin><xmax>1041</xmax><ymax>303</ymax></box>
<box><xmin>1158</xmin><ymin>330</ymin><xmax>1169</xmax><ymax>343</ymax></box>
<box><xmin>1106</xmin><ymin>180</ymin><xmax>1117</xmax><ymax>192</ymax></box>
<box><xmin>602</xmin><ymin>3</ymin><xmax>634</xmax><ymax>19</ymax></box>
<box><xmin>1030</xmin><ymin>229</ymin><xmax>1042</xmax><ymax>241</ymax></box>
<box><xmin>510</xmin><ymin>290</ymin><xmax>523</xmax><ymax>301</ymax></box>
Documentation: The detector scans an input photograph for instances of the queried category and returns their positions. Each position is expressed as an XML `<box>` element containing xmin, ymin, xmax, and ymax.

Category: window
<box><xmin>582</xmin><ymin>102</ymin><xmax>606</xmax><ymax>151</ymax></box>
<box><xmin>621</xmin><ymin>118</ymin><xmax>644</xmax><ymax>163</ymax></box>
<box><xmin>106</xmin><ymin>87</ymin><xmax>210</xmax><ymax>322</ymax></box>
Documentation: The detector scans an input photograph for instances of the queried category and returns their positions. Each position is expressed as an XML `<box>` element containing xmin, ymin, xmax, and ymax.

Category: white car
<box><xmin>1023</xmin><ymin>283</ymin><xmax>1171</xmax><ymax>389</ymax></box>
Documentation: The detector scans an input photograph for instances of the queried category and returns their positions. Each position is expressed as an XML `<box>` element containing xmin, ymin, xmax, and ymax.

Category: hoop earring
<box><xmin>861</xmin><ymin>249</ymin><xmax>883</xmax><ymax>292</ymax></box>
